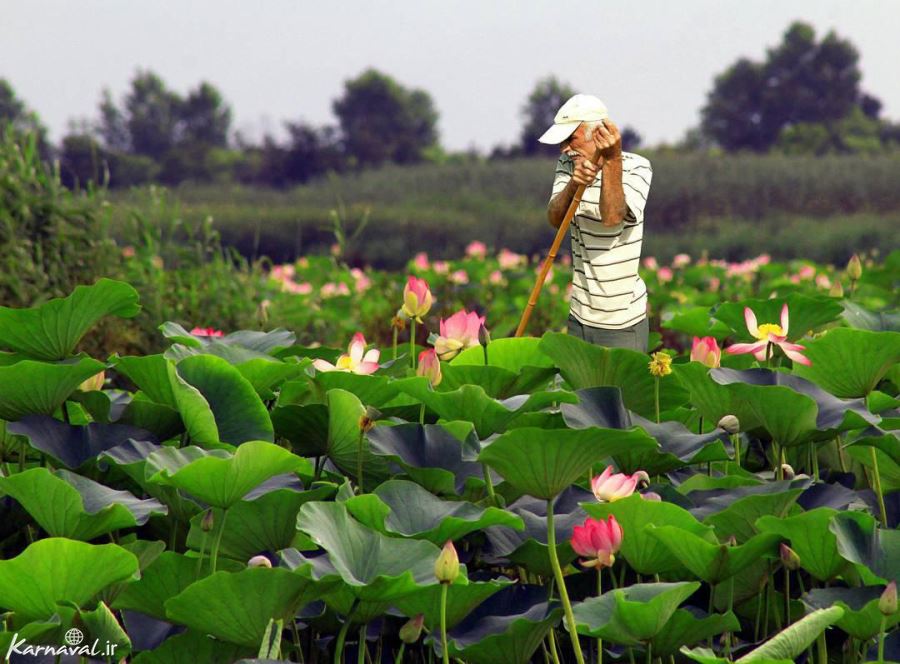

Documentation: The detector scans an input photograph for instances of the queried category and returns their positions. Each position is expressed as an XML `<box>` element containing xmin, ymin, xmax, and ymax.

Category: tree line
<box><xmin>1</xmin><ymin>21</ymin><xmax>897</xmax><ymax>190</ymax></box>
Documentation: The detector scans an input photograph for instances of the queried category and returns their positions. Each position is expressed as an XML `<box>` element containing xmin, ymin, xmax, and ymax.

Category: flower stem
<box><xmin>410</xmin><ymin>319</ymin><xmax>417</xmax><ymax>370</ymax></box>
<box><xmin>334</xmin><ymin>600</ymin><xmax>359</xmax><ymax>664</ymax></box>
<box><xmin>546</xmin><ymin>498</ymin><xmax>586</xmax><ymax>664</ymax></box>
<box><xmin>654</xmin><ymin>378</ymin><xmax>660</xmax><ymax>424</ymax></box>
<box><xmin>358</xmin><ymin>624</ymin><xmax>367</xmax><ymax>664</ymax></box>
<box><xmin>419</xmin><ymin>403</ymin><xmax>426</xmax><ymax>425</ymax></box>
<box><xmin>482</xmin><ymin>464</ymin><xmax>499</xmax><ymax>507</ymax></box>
<box><xmin>393</xmin><ymin>643</ymin><xmax>405</xmax><ymax>664</ymax></box>
<box><xmin>356</xmin><ymin>429</ymin><xmax>366</xmax><ymax>494</ymax></box>
<box><xmin>596</xmin><ymin>568</ymin><xmax>603</xmax><ymax>664</ymax></box>
<box><xmin>440</xmin><ymin>583</ymin><xmax>450</xmax><ymax>664</ymax></box>
<box><xmin>784</xmin><ymin>568</ymin><xmax>791</xmax><ymax>627</ymax></box>
<box><xmin>209</xmin><ymin>508</ymin><xmax>229</xmax><ymax>573</ymax></box>
<box><xmin>870</xmin><ymin>447</ymin><xmax>888</xmax><ymax>527</ymax></box>
<box><xmin>878</xmin><ymin>615</ymin><xmax>887</xmax><ymax>663</ymax></box>
<box><xmin>733</xmin><ymin>434</ymin><xmax>742</xmax><ymax>468</ymax></box>
<box><xmin>392</xmin><ymin>327</ymin><xmax>398</xmax><ymax>361</ymax></box>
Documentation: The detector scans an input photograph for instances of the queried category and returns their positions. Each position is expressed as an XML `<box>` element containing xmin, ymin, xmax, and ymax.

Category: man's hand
<box><xmin>591</xmin><ymin>119</ymin><xmax>622</xmax><ymax>160</ymax></box>
<box><xmin>571</xmin><ymin>154</ymin><xmax>602</xmax><ymax>186</ymax></box>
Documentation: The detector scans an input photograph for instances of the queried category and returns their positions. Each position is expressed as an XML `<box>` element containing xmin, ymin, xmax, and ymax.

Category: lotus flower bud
<box><xmin>248</xmin><ymin>555</ymin><xmax>272</xmax><ymax>568</ymax></box>
<box><xmin>201</xmin><ymin>509</ymin><xmax>214</xmax><ymax>532</ymax></box>
<box><xmin>779</xmin><ymin>543</ymin><xmax>801</xmax><ymax>571</ymax></box>
<box><xmin>717</xmin><ymin>415</ymin><xmax>740</xmax><ymax>434</ymax></box>
<box><xmin>78</xmin><ymin>370</ymin><xmax>105</xmax><ymax>392</ymax></box>
<box><xmin>726</xmin><ymin>535</ymin><xmax>738</xmax><ymax>547</ymax></box>
<box><xmin>828</xmin><ymin>281</ymin><xmax>844</xmax><ymax>298</ymax></box>
<box><xmin>401</xmin><ymin>276</ymin><xmax>433</xmax><ymax>322</ymax></box>
<box><xmin>846</xmin><ymin>254</ymin><xmax>862</xmax><ymax>281</ymax></box>
<box><xmin>417</xmin><ymin>348</ymin><xmax>442</xmax><ymax>387</ymax></box>
<box><xmin>781</xmin><ymin>464</ymin><xmax>796</xmax><ymax>480</ymax></box>
<box><xmin>434</xmin><ymin>540</ymin><xmax>460</xmax><ymax>584</ymax></box>
<box><xmin>880</xmin><ymin>581</ymin><xmax>898</xmax><ymax>616</ymax></box>
<box><xmin>399</xmin><ymin>614</ymin><xmax>425</xmax><ymax>644</ymax></box>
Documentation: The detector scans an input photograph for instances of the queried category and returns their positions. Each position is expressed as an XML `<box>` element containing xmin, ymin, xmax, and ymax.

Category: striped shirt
<box><xmin>550</xmin><ymin>150</ymin><xmax>653</xmax><ymax>330</ymax></box>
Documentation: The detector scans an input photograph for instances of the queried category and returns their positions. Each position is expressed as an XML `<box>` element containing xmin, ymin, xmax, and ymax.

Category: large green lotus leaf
<box><xmin>696</xmin><ymin>481</ymin><xmax>807</xmax><ymax>544</ymax></box>
<box><xmin>314</xmin><ymin>371</ymin><xmax>399</xmax><ymax>407</ymax></box>
<box><xmin>233</xmin><ymin>358</ymin><xmax>305</xmax><ymax>400</ymax></box>
<box><xmin>185</xmin><ymin>485</ymin><xmax>336</xmax><ymax>561</ymax></box>
<box><xmin>440</xmin><ymin>364</ymin><xmax>556</xmax><ymax>400</ymax></box>
<box><xmin>131</xmin><ymin>629</ymin><xmax>251</xmax><ymax>664</ymax></box>
<box><xmin>366</xmin><ymin>422</ymin><xmax>487</xmax><ymax>495</ymax></box>
<box><xmin>829</xmin><ymin>510</ymin><xmax>900</xmax><ymax>582</ymax></box>
<box><xmin>561</xmin><ymin>387</ymin><xmax>732</xmax><ymax>475</ymax></box>
<box><xmin>841</xmin><ymin>300</ymin><xmax>900</xmax><ymax>332</ymax></box>
<box><xmin>736</xmin><ymin>606</ymin><xmax>844</xmax><ymax>663</ymax></box>
<box><xmin>792</xmin><ymin>328</ymin><xmax>900</xmax><ymax>397</ymax></box>
<box><xmin>650</xmin><ymin>609</ymin><xmax>740</xmax><ymax>658</ymax></box>
<box><xmin>326</xmin><ymin>388</ymin><xmax>392</xmax><ymax>487</ymax></box>
<box><xmin>343</xmin><ymin>479</ymin><xmax>523</xmax><ymax>545</ymax></box>
<box><xmin>452</xmin><ymin>336</ymin><xmax>555</xmax><ymax>370</ymax></box>
<box><xmin>443</xmin><ymin>584</ymin><xmax>562</xmax><ymax>664</ymax></box>
<box><xmin>675</xmin><ymin>362</ymin><xmax>761</xmax><ymax>432</ymax></box>
<box><xmin>710</xmin><ymin>368</ymin><xmax>878</xmax><ymax>446</ymax></box>
<box><xmin>395</xmin><ymin>376</ymin><xmax>577</xmax><ymax>438</ymax></box>
<box><xmin>7</xmin><ymin>414</ymin><xmax>155</xmax><ymax>469</ymax></box>
<box><xmin>714</xmin><ymin>294</ymin><xmax>843</xmax><ymax>342</ymax></box>
<box><xmin>479</xmin><ymin>426</ymin><xmax>657</xmax><ymax>500</ymax></box>
<box><xmin>573</xmin><ymin>582</ymin><xmax>700</xmax><ymax>644</ymax></box>
<box><xmin>846</xmin><ymin>443</ymin><xmax>900</xmax><ymax>492</ymax></box>
<box><xmin>118</xmin><ymin>396</ymin><xmax>184</xmax><ymax>440</ymax></box>
<box><xmin>803</xmin><ymin>586</ymin><xmax>900</xmax><ymax>640</ymax></box>
<box><xmin>0</xmin><ymin>538</ymin><xmax>138</xmax><ymax>622</ymax></box>
<box><xmin>756</xmin><ymin>509</ymin><xmax>849</xmax><ymax>581</ymax></box>
<box><xmin>392</xmin><ymin>574</ymin><xmax>513</xmax><ymax>631</ymax></box>
<box><xmin>176</xmin><ymin>354</ymin><xmax>274</xmax><ymax>445</ymax></box>
<box><xmin>165</xmin><ymin>568</ymin><xmax>322</xmax><ymax>648</ymax></box>
<box><xmin>648</xmin><ymin>527</ymin><xmax>782</xmax><ymax>585</ymax></box>
<box><xmin>78</xmin><ymin>600</ymin><xmax>131</xmax><ymax>658</ymax></box>
<box><xmin>271</xmin><ymin>403</ymin><xmax>329</xmax><ymax>456</ymax></box>
<box><xmin>165</xmin><ymin>340</ymin><xmax>275</xmax><ymax>364</ymax></box>
<box><xmin>583</xmin><ymin>495</ymin><xmax>717</xmax><ymax>576</ymax></box>
<box><xmin>160</xmin><ymin>322</ymin><xmax>295</xmax><ymax>353</ymax></box>
<box><xmin>0</xmin><ymin>279</ymin><xmax>140</xmax><ymax>360</ymax></box>
<box><xmin>112</xmin><ymin>354</ymin><xmax>178</xmax><ymax>407</ymax></box>
<box><xmin>483</xmin><ymin>486</ymin><xmax>588</xmax><ymax>577</ymax></box>
<box><xmin>147</xmin><ymin>441</ymin><xmax>311</xmax><ymax>509</ymax></box>
<box><xmin>663</xmin><ymin>306</ymin><xmax>733</xmax><ymax>339</ymax></box>
<box><xmin>538</xmin><ymin>332</ymin><xmax>689</xmax><ymax>418</ymax></box>
<box><xmin>296</xmin><ymin>501</ymin><xmax>441</xmax><ymax>602</ymax></box>
<box><xmin>0</xmin><ymin>357</ymin><xmax>106</xmax><ymax>420</ymax></box>
<box><xmin>0</xmin><ymin>616</ymin><xmax>61</xmax><ymax>659</ymax></box>
<box><xmin>0</xmin><ymin>467</ymin><xmax>166</xmax><ymax>541</ymax></box>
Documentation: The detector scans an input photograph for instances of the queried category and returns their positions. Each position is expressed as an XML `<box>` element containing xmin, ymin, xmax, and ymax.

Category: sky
<box><xmin>2</xmin><ymin>0</ymin><xmax>898</xmax><ymax>151</ymax></box>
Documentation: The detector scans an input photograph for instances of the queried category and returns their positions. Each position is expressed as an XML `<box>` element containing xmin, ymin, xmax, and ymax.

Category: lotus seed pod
<box><xmin>434</xmin><ymin>540</ymin><xmax>460</xmax><ymax>584</ymax></box>
<box><xmin>880</xmin><ymin>581</ymin><xmax>898</xmax><ymax>616</ymax></box>
<box><xmin>248</xmin><ymin>555</ymin><xmax>272</xmax><ymax>569</ymax></box>
<box><xmin>399</xmin><ymin>614</ymin><xmax>425</xmax><ymax>644</ymax></box>
<box><xmin>201</xmin><ymin>509</ymin><xmax>214</xmax><ymax>532</ymax></box>
<box><xmin>717</xmin><ymin>415</ymin><xmax>740</xmax><ymax>434</ymax></box>
<box><xmin>846</xmin><ymin>254</ymin><xmax>862</xmax><ymax>281</ymax></box>
<box><xmin>779</xmin><ymin>543</ymin><xmax>801</xmax><ymax>571</ymax></box>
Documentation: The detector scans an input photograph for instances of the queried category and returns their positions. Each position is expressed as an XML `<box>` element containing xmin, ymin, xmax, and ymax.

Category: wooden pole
<box><xmin>515</xmin><ymin>146</ymin><xmax>603</xmax><ymax>337</ymax></box>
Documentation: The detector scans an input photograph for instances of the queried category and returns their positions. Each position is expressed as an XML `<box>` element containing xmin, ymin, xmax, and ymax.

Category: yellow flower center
<box><xmin>755</xmin><ymin>323</ymin><xmax>784</xmax><ymax>340</ymax></box>
<box><xmin>336</xmin><ymin>355</ymin><xmax>355</xmax><ymax>370</ymax></box>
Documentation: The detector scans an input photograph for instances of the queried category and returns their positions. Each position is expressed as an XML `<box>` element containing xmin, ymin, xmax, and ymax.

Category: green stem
<box><xmin>596</xmin><ymin>568</ymin><xmax>603</xmax><ymax>664</ymax></box>
<box><xmin>654</xmin><ymin>378</ymin><xmax>660</xmax><ymax>424</ymax></box>
<box><xmin>440</xmin><ymin>583</ymin><xmax>450</xmax><ymax>664</ymax></box>
<box><xmin>835</xmin><ymin>434</ymin><xmax>847</xmax><ymax>473</ymax></box>
<box><xmin>547</xmin><ymin>628</ymin><xmax>561</xmax><ymax>664</ymax></box>
<box><xmin>482</xmin><ymin>463</ymin><xmax>499</xmax><ymax>507</ymax></box>
<box><xmin>816</xmin><ymin>631</ymin><xmax>827</xmax><ymax>664</ymax></box>
<box><xmin>358</xmin><ymin>624</ymin><xmax>367</xmax><ymax>664</ymax></box>
<box><xmin>766</xmin><ymin>341</ymin><xmax>773</xmax><ymax>368</ymax></box>
<box><xmin>811</xmin><ymin>442</ymin><xmax>820</xmax><ymax>481</ymax></box>
<box><xmin>870</xmin><ymin>447</ymin><xmax>888</xmax><ymax>527</ymax></box>
<box><xmin>410</xmin><ymin>319</ymin><xmax>417</xmax><ymax>370</ymax></box>
<box><xmin>774</xmin><ymin>443</ymin><xmax>783</xmax><ymax>481</ymax></box>
<box><xmin>419</xmin><ymin>403</ymin><xmax>426</xmax><ymax>425</ymax></box>
<box><xmin>733</xmin><ymin>433</ymin><xmax>742</xmax><ymax>468</ymax></box>
<box><xmin>393</xmin><ymin>326</ymin><xmax>398</xmax><ymax>361</ymax></box>
<box><xmin>645</xmin><ymin>642</ymin><xmax>652</xmax><ymax>664</ymax></box>
<box><xmin>546</xmin><ymin>498</ymin><xmax>586</xmax><ymax>664</ymax></box>
<box><xmin>334</xmin><ymin>600</ymin><xmax>359</xmax><ymax>664</ymax></box>
<box><xmin>356</xmin><ymin>429</ymin><xmax>365</xmax><ymax>494</ymax></box>
<box><xmin>393</xmin><ymin>643</ymin><xmax>405</xmax><ymax>664</ymax></box>
<box><xmin>784</xmin><ymin>568</ymin><xmax>791</xmax><ymax>627</ymax></box>
<box><xmin>725</xmin><ymin>576</ymin><xmax>734</xmax><ymax>659</ymax></box>
<box><xmin>209</xmin><ymin>508</ymin><xmax>229</xmax><ymax>573</ymax></box>
<box><xmin>878</xmin><ymin>614</ymin><xmax>887</xmax><ymax>663</ymax></box>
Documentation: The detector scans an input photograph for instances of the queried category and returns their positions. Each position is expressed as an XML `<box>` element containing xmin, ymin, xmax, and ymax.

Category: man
<box><xmin>541</xmin><ymin>94</ymin><xmax>653</xmax><ymax>352</ymax></box>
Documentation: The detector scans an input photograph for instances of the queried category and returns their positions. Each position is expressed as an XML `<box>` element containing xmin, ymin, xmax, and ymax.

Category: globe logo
<box><xmin>64</xmin><ymin>628</ymin><xmax>84</xmax><ymax>646</ymax></box>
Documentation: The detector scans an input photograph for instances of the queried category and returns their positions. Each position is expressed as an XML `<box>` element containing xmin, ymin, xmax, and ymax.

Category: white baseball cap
<box><xmin>537</xmin><ymin>94</ymin><xmax>609</xmax><ymax>144</ymax></box>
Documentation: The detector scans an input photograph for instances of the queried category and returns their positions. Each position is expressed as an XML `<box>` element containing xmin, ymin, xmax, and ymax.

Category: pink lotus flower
<box><xmin>815</xmin><ymin>274</ymin><xmax>831</xmax><ymax>289</ymax></box>
<box><xmin>725</xmin><ymin>304</ymin><xmax>812</xmax><ymax>366</ymax></box>
<box><xmin>465</xmin><ymin>240</ymin><xmax>487</xmax><ymax>258</ymax></box>
<box><xmin>449</xmin><ymin>269</ymin><xmax>469</xmax><ymax>285</ymax></box>
<box><xmin>708</xmin><ymin>277</ymin><xmax>721</xmax><ymax>292</ymax></box>
<box><xmin>312</xmin><ymin>332</ymin><xmax>380</xmax><ymax>374</ymax></box>
<box><xmin>191</xmin><ymin>327</ymin><xmax>224</xmax><ymax>337</ymax></box>
<box><xmin>498</xmin><ymin>248</ymin><xmax>525</xmax><ymax>270</ymax></box>
<box><xmin>402</xmin><ymin>276</ymin><xmax>433</xmax><ymax>322</ymax></box>
<box><xmin>591</xmin><ymin>466</ymin><xmax>650</xmax><ymax>502</ymax></box>
<box><xmin>320</xmin><ymin>282</ymin><xmax>350</xmax><ymax>298</ymax></box>
<box><xmin>657</xmin><ymin>267</ymin><xmax>673</xmax><ymax>283</ymax></box>
<box><xmin>121</xmin><ymin>246</ymin><xmax>136</xmax><ymax>259</ymax></box>
<box><xmin>672</xmin><ymin>253</ymin><xmax>691</xmax><ymax>268</ymax></box>
<box><xmin>571</xmin><ymin>515</ymin><xmax>623</xmax><ymax>568</ymax></box>
<box><xmin>642</xmin><ymin>257</ymin><xmax>658</xmax><ymax>270</ymax></box>
<box><xmin>284</xmin><ymin>280</ymin><xmax>313</xmax><ymax>295</ymax></box>
<box><xmin>798</xmin><ymin>265</ymin><xmax>815</xmax><ymax>280</ymax></box>
<box><xmin>488</xmin><ymin>270</ymin><xmax>504</xmax><ymax>285</ymax></box>
<box><xmin>434</xmin><ymin>309</ymin><xmax>485</xmax><ymax>361</ymax></box>
<box><xmin>417</xmin><ymin>348</ymin><xmax>442</xmax><ymax>387</ymax></box>
<box><xmin>413</xmin><ymin>252</ymin><xmax>430</xmax><ymax>271</ymax></box>
<box><xmin>690</xmin><ymin>336</ymin><xmax>721</xmax><ymax>368</ymax></box>
<box><xmin>433</xmin><ymin>260</ymin><xmax>449</xmax><ymax>274</ymax></box>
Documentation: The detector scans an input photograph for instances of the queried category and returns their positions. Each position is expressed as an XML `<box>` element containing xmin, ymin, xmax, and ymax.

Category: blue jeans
<box><xmin>566</xmin><ymin>313</ymin><xmax>649</xmax><ymax>353</ymax></box>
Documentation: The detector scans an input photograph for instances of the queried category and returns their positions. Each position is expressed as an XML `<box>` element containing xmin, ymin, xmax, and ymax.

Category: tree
<box><xmin>178</xmin><ymin>82</ymin><xmax>231</xmax><ymax>147</ymax></box>
<box><xmin>520</xmin><ymin>76</ymin><xmax>575</xmax><ymax>155</ymax></box>
<box><xmin>332</xmin><ymin>69</ymin><xmax>439</xmax><ymax>168</ymax></box>
<box><xmin>0</xmin><ymin>79</ymin><xmax>50</xmax><ymax>157</ymax></box>
<box><xmin>701</xmin><ymin>22</ymin><xmax>880</xmax><ymax>152</ymax></box>
<box><xmin>122</xmin><ymin>70</ymin><xmax>180</xmax><ymax>160</ymax></box>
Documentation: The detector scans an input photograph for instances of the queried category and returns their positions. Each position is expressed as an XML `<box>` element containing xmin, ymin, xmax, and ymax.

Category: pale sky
<box><xmin>2</xmin><ymin>0</ymin><xmax>898</xmax><ymax>151</ymax></box>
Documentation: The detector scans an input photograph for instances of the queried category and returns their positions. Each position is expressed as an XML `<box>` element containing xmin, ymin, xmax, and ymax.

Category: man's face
<box><xmin>561</xmin><ymin>121</ymin><xmax>594</xmax><ymax>157</ymax></box>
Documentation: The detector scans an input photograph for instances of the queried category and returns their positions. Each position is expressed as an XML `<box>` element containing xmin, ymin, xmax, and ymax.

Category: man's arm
<box><xmin>595</xmin><ymin>120</ymin><xmax>626</xmax><ymax>227</ymax></box>
<box><xmin>548</xmin><ymin>177</ymin><xmax>580</xmax><ymax>229</ymax></box>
